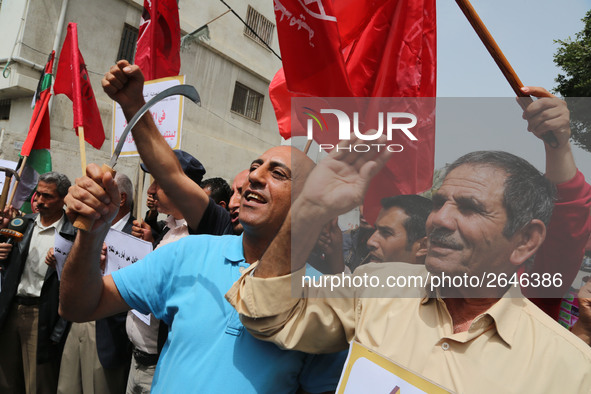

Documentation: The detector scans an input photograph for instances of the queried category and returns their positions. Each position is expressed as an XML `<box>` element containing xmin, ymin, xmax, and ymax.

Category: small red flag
<box><xmin>135</xmin><ymin>0</ymin><xmax>181</xmax><ymax>80</ymax></box>
<box><xmin>54</xmin><ymin>23</ymin><xmax>105</xmax><ymax>150</ymax></box>
<box><xmin>21</xmin><ymin>51</ymin><xmax>55</xmax><ymax>157</ymax></box>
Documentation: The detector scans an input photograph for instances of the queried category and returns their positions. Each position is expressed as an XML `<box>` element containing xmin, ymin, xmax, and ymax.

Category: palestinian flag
<box><xmin>14</xmin><ymin>150</ymin><xmax>52</xmax><ymax>212</ymax></box>
<box><xmin>13</xmin><ymin>51</ymin><xmax>54</xmax><ymax>211</ymax></box>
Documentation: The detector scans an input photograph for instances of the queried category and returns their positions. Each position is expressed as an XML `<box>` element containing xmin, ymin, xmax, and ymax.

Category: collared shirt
<box><xmin>227</xmin><ymin>262</ymin><xmax>591</xmax><ymax>393</ymax></box>
<box><xmin>112</xmin><ymin>234</ymin><xmax>345</xmax><ymax>393</ymax></box>
<box><xmin>157</xmin><ymin>216</ymin><xmax>188</xmax><ymax>247</ymax></box>
<box><xmin>110</xmin><ymin>211</ymin><xmax>131</xmax><ymax>232</ymax></box>
<box><xmin>17</xmin><ymin>213</ymin><xmax>65</xmax><ymax>297</ymax></box>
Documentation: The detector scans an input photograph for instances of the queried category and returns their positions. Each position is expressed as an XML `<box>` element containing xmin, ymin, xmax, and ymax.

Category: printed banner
<box><xmin>111</xmin><ymin>75</ymin><xmax>185</xmax><ymax>157</ymax></box>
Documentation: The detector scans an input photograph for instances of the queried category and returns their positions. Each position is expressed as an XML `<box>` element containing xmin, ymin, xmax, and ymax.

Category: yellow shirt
<box><xmin>227</xmin><ymin>262</ymin><xmax>591</xmax><ymax>393</ymax></box>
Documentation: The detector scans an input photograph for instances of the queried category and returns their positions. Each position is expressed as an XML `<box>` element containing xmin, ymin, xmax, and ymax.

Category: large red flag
<box><xmin>54</xmin><ymin>23</ymin><xmax>105</xmax><ymax>149</ymax></box>
<box><xmin>21</xmin><ymin>51</ymin><xmax>54</xmax><ymax>157</ymax></box>
<box><xmin>270</xmin><ymin>0</ymin><xmax>352</xmax><ymax>142</ymax></box>
<box><xmin>271</xmin><ymin>0</ymin><xmax>436</xmax><ymax>224</ymax></box>
<box><xmin>347</xmin><ymin>0</ymin><xmax>436</xmax><ymax>224</ymax></box>
<box><xmin>135</xmin><ymin>0</ymin><xmax>181</xmax><ymax>80</ymax></box>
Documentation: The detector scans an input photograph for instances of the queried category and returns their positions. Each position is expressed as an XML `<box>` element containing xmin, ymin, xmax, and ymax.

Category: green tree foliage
<box><xmin>420</xmin><ymin>167</ymin><xmax>446</xmax><ymax>199</ymax></box>
<box><xmin>553</xmin><ymin>10</ymin><xmax>591</xmax><ymax>151</ymax></box>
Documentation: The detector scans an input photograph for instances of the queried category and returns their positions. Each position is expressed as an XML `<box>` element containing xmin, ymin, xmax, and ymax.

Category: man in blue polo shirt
<box><xmin>59</xmin><ymin>61</ymin><xmax>344</xmax><ymax>393</ymax></box>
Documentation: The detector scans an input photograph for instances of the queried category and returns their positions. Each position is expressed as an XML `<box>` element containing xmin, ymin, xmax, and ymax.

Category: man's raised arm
<box><xmin>59</xmin><ymin>164</ymin><xmax>129</xmax><ymax>322</ymax></box>
<box><xmin>521</xmin><ymin>86</ymin><xmax>576</xmax><ymax>183</ymax></box>
<box><xmin>521</xmin><ymin>87</ymin><xmax>591</xmax><ymax>308</ymax></box>
<box><xmin>101</xmin><ymin>60</ymin><xmax>210</xmax><ymax>231</ymax></box>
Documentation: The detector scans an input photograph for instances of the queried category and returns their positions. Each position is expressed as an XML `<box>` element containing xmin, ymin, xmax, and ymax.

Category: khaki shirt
<box><xmin>227</xmin><ymin>262</ymin><xmax>591</xmax><ymax>393</ymax></box>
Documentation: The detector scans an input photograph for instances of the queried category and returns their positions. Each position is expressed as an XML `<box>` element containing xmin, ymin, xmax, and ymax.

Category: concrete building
<box><xmin>0</xmin><ymin>0</ymin><xmax>282</xmax><ymax>205</ymax></box>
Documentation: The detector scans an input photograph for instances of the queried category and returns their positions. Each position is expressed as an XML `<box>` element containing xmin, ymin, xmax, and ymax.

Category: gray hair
<box><xmin>39</xmin><ymin>172</ymin><xmax>71</xmax><ymax>198</ymax></box>
<box><xmin>115</xmin><ymin>173</ymin><xmax>133</xmax><ymax>209</ymax></box>
<box><xmin>445</xmin><ymin>151</ymin><xmax>556</xmax><ymax>237</ymax></box>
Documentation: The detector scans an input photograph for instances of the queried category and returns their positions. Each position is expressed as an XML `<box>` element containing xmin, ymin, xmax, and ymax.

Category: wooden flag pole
<box><xmin>78</xmin><ymin>126</ymin><xmax>87</xmax><ymax>174</ymax></box>
<box><xmin>455</xmin><ymin>0</ymin><xmax>558</xmax><ymax>147</ymax></box>
<box><xmin>6</xmin><ymin>156</ymin><xmax>28</xmax><ymax>208</ymax></box>
<box><xmin>455</xmin><ymin>0</ymin><xmax>525</xmax><ymax>97</ymax></box>
<box><xmin>72</xmin><ymin>126</ymin><xmax>98</xmax><ymax>231</ymax></box>
<box><xmin>134</xmin><ymin>160</ymin><xmax>145</xmax><ymax>224</ymax></box>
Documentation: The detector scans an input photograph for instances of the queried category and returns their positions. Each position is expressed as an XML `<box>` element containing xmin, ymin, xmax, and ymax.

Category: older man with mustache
<box><xmin>226</xmin><ymin>88</ymin><xmax>591</xmax><ymax>393</ymax></box>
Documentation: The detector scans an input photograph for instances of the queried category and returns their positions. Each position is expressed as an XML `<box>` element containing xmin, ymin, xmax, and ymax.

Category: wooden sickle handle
<box><xmin>73</xmin><ymin>164</ymin><xmax>116</xmax><ymax>231</ymax></box>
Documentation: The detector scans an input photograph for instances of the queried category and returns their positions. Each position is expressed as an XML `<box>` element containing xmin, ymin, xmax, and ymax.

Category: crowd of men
<box><xmin>0</xmin><ymin>60</ymin><xmax>590</xmax><ymax>393</ymax></box>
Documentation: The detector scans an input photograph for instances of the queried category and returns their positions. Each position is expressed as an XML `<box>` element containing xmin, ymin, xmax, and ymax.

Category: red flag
<box><xmin>346</xmin><ymin>0</ymin><xmax>436</xmax><ymax>224</ymax></box>
<box><xmin>269</xmin><ymin>69</ymin><xmax>293</xmax><ymax>140</ymax></box>
<box><xmin>54</xmin><ymin>23</ymin><xmax>105</xmax><ymax>150</ymax></box>
<box><xmin>135</xmin><ymin>0</ymin><xmax>181</xmax><ymax>80</ymax></box>
<box><xmin>274</xmin><ymin>0</ymin><xmax>351</xmax><ymax>97</ymax></box>
<box><xmin>271</xmin><ymin>0</ymin><xmax>436</xmax><ymax>224</ymax></box>
<box><xmin>21</xmin><ymin>51</ymin><xmax>55</xmax><ymax>157</ymax></box>
<box><xmin>333</xmin><ymin>0</ymin><xmax>390</xmax><ymax>47</ymax></box>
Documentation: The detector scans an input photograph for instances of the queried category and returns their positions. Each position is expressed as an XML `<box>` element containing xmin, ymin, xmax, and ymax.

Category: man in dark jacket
<box><xmin>0</xmin><ymin>171</ymin><xmax>73</xmax><ymax>394</ymax></box>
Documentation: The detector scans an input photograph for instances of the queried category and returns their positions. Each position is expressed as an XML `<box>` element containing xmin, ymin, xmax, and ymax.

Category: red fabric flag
<box><xmin>21</xmin><ymin>51</ymin><xmax>54</xmax><ymax>157</ymax></box>
<box><xmin>135</xmin><ymin>0</ymin><xmax>181</xmax><ymax>80</ymax></box>
<box><xmin>269</xmin><ymin>69</ymin><xmax>293</xmax><ymax>140</ymax></box>
<box><xmin>347</xmin><ymin>0</ymin><xmax>436</xmax><ymax>224</ymax></box>
<box><xmin>54</xmin><ymin>23</ymin><xmax>105</xmax><ymax>150</ymax></box>
<box><xmin>274</xmin><ymin>0</ymin><xmax>352</xmax><ymax>97</ymax></box>
<box><xmin>333</xmin><ymin>0</ymin><xmax>390</xmax><ymax>47</ymax></box>
<box><xmin>271</xmin><ymin>0</ymin><xmax>436</xmax><ymax>224</ymax></box>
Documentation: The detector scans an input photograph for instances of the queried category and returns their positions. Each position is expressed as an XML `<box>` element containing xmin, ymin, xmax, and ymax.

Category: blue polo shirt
<box><xmin>112</xmin><ymin>234</ymin><xmax>345</xmax><ymax>393</ymax></box>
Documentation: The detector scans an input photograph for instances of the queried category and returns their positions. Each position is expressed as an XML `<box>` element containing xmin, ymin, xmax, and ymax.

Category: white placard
<box><xmin>337</xmin><ymin>341</ymin><xmax>451</xmax><ymax>394</ymax></box>
<box><xmin>103</xmin><ymin>228</ymin><xmax>153</xmax><ymax>277</ymax></box>
<box><xmin>54</xmin><ymin>231</ymin><xmax>74</xmax><ymax>280</ymax></box>
<box><xmin>111</xmin><ymin>75</ymin><xmax>186</xmax><ymax>157</ymax></box>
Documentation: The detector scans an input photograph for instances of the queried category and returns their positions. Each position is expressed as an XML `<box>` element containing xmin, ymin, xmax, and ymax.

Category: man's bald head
<box><xmin>239</xmin><ymin>146</ymin><xmax>314</xmax><ymax>240</ymax></box>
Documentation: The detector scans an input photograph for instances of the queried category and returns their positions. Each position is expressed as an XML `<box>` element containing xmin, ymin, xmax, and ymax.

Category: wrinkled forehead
<box><xmin>439</xmin><ymin>164</ymin><xmax>507</xmax><ymax>202</ymax></box>
<box><xmin>254</xmin><ymin>146</ymin><xmax>315</xmax><ymax>177</ymax></box>
<box><xmin>256</xmin><ymin>146</ymin><xmax>294</xmax><ymax>169</ymax></box>
<box><xmin>37</xmin><ymin>181</ymin><xmax>58</xmax><ymax>193</ymax></box>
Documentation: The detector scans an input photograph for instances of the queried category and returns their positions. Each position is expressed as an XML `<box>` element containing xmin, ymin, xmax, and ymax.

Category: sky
<box><xmin>434</xmin><ymin>0</ymin><xmax>591</xmax><ymax>176</ymax></box>
<box><xmin>437</xmin><ymin>0</ymin><xmax>590</xmax><ymax>96</ymax></box>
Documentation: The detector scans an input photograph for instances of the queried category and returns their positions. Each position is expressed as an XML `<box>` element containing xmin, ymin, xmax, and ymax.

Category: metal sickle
<box><xmin>109</xmin><ymin>84</ymin><xmax>201</xmax><ymax>169</ymax></box>
<box><xmin>74</xmin><ymin>84</ymin><xmax>200</xmax><ymax>232</ymax></box>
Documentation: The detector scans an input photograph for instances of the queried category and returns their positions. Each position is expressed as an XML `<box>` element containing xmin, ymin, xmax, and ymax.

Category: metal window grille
<box><xmin>231</xmin><ymin>82</ymin><xmax>264</xmax><ymax>122</ymax></box>
<box><xmin>116</xmin><ymin>24</ymin><xmax>139</xmax><ymax>62</ymax></box>
<box><xmin>244</xmin><ymin>6</ymin><xmax>274</xmax><ymax>48</ymax></box>
<box><xmin>0</xmin><ymin>99</ymin><xmax>10</xmax><ymax>120</ymax></box>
